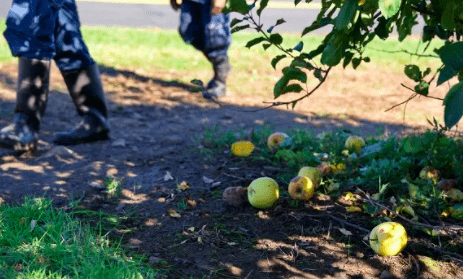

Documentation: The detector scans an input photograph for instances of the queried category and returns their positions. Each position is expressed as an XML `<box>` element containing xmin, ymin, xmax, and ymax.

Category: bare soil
<box><xmin>0</xmin><ymin>61</ymin><xmax>462</xmax><ymax>279</ymax></box>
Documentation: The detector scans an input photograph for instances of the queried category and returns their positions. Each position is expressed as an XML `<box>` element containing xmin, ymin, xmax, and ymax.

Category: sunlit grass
<box><xmin>0</xmin><ymin>197</ymin><xmax>160</xmax><ymax>278</ymax></box>
<box><xmin>0</xmin><ymin>18</ymin><xmax>444</xmax><ymax>75</ymax></box>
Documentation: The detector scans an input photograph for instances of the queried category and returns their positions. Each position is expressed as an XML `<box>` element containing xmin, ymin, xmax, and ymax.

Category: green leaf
<box><xmin>314</xmin><ymin>69</ymin><xmax>323</xmax><ymax>82</ymax></box>
<box><xmin>271</xmin><ymin>54</ymin><xmax>287</xmax><ymax>69</ymax></box>
<box><xmin>404</xmin><ymin>65</ymin><xmax>422</xmax><ymax>82</ymax></box>
<box><xmin>263</xmin><ymin>43</ymin><xmax>272</xmax><ymax>50</ymax></box>
<box><xmin>257</xmin><ymin>0</ymin><xmax>269</xmax><ymax>16</ymax></box>
<box><xmin>280</xmin><ymin>84</ymin><xmax>304</xmax><ymax>95</ymax></box>
<box><xmin>443</xmin><ymin>81</ymin><xmax>463</xmax><ymax>129</ymax></box>
<box><xmin>228</xmin><ymin>0</ymin><xmax>250</xmax><ymax>14</ymax></box>
<box><xmin>282</xmin><ymin>67</ymin><xmax>307</xmax><ymax>83</ymax></box>
<box><xmin>352</xmin><ymin>58</ymin><xmax>361</xmax><ymax>69</ymax></box>
<box><xmin>230</xmin><ymin>18</ymin><xmax>243</xmax><ymax>28</ymax></box>
<box><xmin>335</xmin><ymin>0</ymin><xmax>358</xmax><ymax>30</ymax></box>
<box><xmin>269</xmin><ymin>34</ymin><xmax>283</xmax><ymax>45</ymax></box>
<box><xmin>274</xmin><ymin>76</ymin><xmax>289</xmax><ymax>98</ymax></box>
<box><xmin>343</xmin><ymin>52</ymin><xmax>354</xmax><ymax>68</ymax></box>
<box><xmin>423</xmin><ymin>67</ymin><xmax>432</xmax><ymax>78</ymax></box>
<box><xmin>437</xmin><ymin>42</ymin><xmax>463</xmax><ymax>85</ymax></box>
<box><xmin>321</xmin><ymin>33</ymin><xmax>345</xmax><ymax>66</ymax></box>
<box><xmin>378</xmin><ymin>0</ymin><xmax>402</xmax><ymax>19</ymax></box>
<box><xmin>190</xmin><ymin>79</ymin><xmax>204</xmax><ymax>87</ymax></box>
<box><xmin>294</xmin><ymin>0</ymin><xmax>302</xmax><ymax>6</ymax></box>
<box><xmin>441</xmin><ymin>1</ymin><xmax>456</xmax><ymax>31</ymax></box>
<box><xmin>415</xmin><ymin>81</ymin><xmax>429</xmax><ymax>96</ymax></box>
<box><xmin>293</xmin><ymin>41</ymin><xmax>304</xmax><ymax>52</ymax></box>
<box><xmin>276</xmin><ymin>18</ymin><xmax>286</xmax><ymax>26</ymax></box>
<box><xmin>231</xmin><ymin>24</ymin><xmax>250</xmax><ymax>33</ymax></box>
<box><xmin>402</xmin><ymin>136</ymin><xmax>423</xmax><ymax>154</ymax></box>
<box><xmin>245</xmin><ymin>37</ymin><xmax>267</xmax><ymax>48</ymax></box>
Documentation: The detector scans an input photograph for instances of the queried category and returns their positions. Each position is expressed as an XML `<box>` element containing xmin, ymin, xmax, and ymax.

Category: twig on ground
<box><xmin>356</xmin><ymin>188</ymin><xmax>463</xmax><ymax>232</ymax></box>
<box><xmin>420</xmin><ymin>242</ymin><xmax>463</xmax><ymax>261</ymax></box>
<box><xmin>328</xmin><ymin>215</ymin><xmax>370</xmax><ymax>233</ymax></box>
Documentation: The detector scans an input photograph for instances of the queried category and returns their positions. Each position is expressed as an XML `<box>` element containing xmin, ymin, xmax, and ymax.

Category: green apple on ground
<box><xmin>267</xmin><ymin>132</ymin><xmax>289</xmax><ymax>153</ymax></box>
<box><xmin>345</xmin><ymin>136</ymin><xmax>365</xmax><ymax>154</ymax></box>
<box><xmin>247</xmin><ymin>177</ymin><xmax>280</xmax><ymax>209</ymax></box>
<box><xmin>369</xmin><ymin>222</ymin><xmax>408</xmax><ymax>256</ymax></box>
<box><xmin>288</xmin><ymin>176</ymin><xmax>314</xmax><ymax>200</ymax></box>
<box><xmin>298</xmin><ymin>166</ymin><xmax>322</xmax><ymax>188</ymax></box>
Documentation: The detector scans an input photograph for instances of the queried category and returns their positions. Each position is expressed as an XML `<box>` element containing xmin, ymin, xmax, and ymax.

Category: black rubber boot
<box><xmin>53</xmin><ymin>63</ymin><xmax>110</xmax><ymax>145</ymax></box>
<box><xmin>203</xmin><ymin>56</ymin><xmax>231</xmax><ymax>99</ymax></box>
<box><xmin>0</xmin><ymin>57</ymin><xmax>50</xmax><ymax>152</ymax></box>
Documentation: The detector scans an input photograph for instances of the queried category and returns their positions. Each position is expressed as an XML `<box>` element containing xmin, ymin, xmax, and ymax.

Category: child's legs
<box><xmin>179</xmin><ymin>1</ymin><xmax>205</xmax><ymax>51</ymax></box>
<box><xmin>53</xmin><ymin>0</ymin><xmax>95</xmax><ymax>72</ymax></box>
<box><xmin>3</xmin><ymin>0</ymin><xmax>59</xmax><ymax>59</ymax></box>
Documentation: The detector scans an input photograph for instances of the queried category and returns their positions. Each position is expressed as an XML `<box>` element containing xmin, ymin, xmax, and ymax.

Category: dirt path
<box><xmin>1</xmin><ymin>62</ymin><xmax>461</xmax><ymax>278</ymax></box>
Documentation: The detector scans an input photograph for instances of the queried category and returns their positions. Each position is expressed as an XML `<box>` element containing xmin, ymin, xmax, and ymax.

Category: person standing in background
<box><xmin>171</xmin><ymin>0</ymin><xmax>232</xmax><ymax>99</ymax></box>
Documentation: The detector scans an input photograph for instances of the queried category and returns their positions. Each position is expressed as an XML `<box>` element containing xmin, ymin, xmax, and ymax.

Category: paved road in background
<box><xmin>0</xmin><ymin>0</ymin><xmax>422</xmax><ymax>35</ymax></box>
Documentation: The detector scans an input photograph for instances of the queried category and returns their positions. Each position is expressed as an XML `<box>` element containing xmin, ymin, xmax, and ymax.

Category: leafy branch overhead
<box><xmin>226</xmin><ymin>0</ymin><xmax>463</xmax><ymax>129</ymax></box>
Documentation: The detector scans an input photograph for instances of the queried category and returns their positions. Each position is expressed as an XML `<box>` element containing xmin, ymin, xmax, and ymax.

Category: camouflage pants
<box><xmin>179</xmin><ymin>0</ymin><xmax>231</xmax><ymax>58</ymax></box>
<box><xmin>4</xmin><ymin>0</ymin><xmax>94</xmax><ymax>71</ymax></box>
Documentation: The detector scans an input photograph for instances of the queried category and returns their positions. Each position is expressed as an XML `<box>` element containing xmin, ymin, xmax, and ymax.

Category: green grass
<box><xmin>0</xmin><ymin>19</ymin><xmax>444</xmax><ymax>76</ymax></box>
<box><xmin>0</xmin><ymin>197</ymin><xmax>160</xmax><ymax>279</ymax></box>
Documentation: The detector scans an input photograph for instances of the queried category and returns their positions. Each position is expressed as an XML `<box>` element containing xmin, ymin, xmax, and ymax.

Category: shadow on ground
<box><xmin>1</xmin><ymin>63</ymin><xmax>459</xmax><ymax>279</ymax></box>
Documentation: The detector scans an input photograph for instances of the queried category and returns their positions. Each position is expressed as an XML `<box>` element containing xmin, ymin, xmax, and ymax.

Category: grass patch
<box><xmin>0</xmin><ymin>197</ymin><xmax>161</xmax><ymax>278</ymax></box>
<box><xmin>0</xmin><ymin>19</ymin><xmax>444</xmax><ymax>75</ymax></box>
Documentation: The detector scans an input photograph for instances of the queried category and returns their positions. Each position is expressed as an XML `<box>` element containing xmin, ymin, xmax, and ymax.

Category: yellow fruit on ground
<box><xmin>267</xmin><ymin>132</ymin><xmax>289</xmax><ymax>153</ymax></box>
<box><xmin>345</xmin><ymin>136</ymin><xmax>365</xmax><ymax>153</ymax></box>
<box><xmin>231</xmin><ymin>141</ymin><xmax>255</xmax><ymax>157</ymax></box>
<box><xmin>369</xmin><ymin>222</ymin><xmax>407</xmax><ymax>256</ymax></box>
<box><xmin>288</xmin><ymin>176</ymin><xmax>314</xmax><ymax>200</ymax></box>
<box><xmin>297</xmin><ymin>166</ymin><xmax>322</xmax><ymax>188</ymax></box>
<box><xmin>247</xmin><ymin>177</ymin><xmax>279</xmax><ymax>209</ymax></box>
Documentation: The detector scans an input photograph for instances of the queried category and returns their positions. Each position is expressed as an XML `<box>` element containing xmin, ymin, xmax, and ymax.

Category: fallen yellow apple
<box><xmin>231</xmin><ymin>141</ymin><xmax>255</xmax><ymax>157</ymax></box>
<box><xmin>267</xmin><ymin>132</ymin><xmax>289</xmax><ymax>153</ymax></box>
<box><xmin>345</xmin><ymin>136</ymin><xmax>365</xmax><ymax>154</ymax></box>
<box><xmin>419</xmin><ymin>166</ymin><xmax>440</xmax><ymax>183</ymax></box>
<box><xmin>297</xmin><ymin>166</ymin><xmax>322</xmax><ymax>188</ymax></box>
<box><xmin>247</xmin><ymin>177</ymin><xmax>279</xmax><ymax>209</ymax></box>
<box><xmin>288</xmin><ymin>176</ymin><xmax>314</xmax><ymax>200</ymax></box>
<box><xmin>369</xmin><ymin>222</ymin><xmax>407</xmax><ymax>256</ymax></box>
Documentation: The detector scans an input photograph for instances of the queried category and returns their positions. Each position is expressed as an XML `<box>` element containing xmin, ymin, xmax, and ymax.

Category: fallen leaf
<box><xmin>164</xmin><ymin>171</ymin><xmax>174</xmax><ymax>181</ymax></box>
<box><xmin>339</xmin><ymin>228</ymin><xmax>353</xmax><ymax>236</ymax></box>
<box><xmin>202</xmin><ymin>176</ymin><xmax>214</xmax><ymax>184</ymax></box>
<box><xmin>168</xmin><ymin>209</ymin><xmax>181</xmax><ymax>218</ymax></box>
<box><xmin>177</xmin><ymin>181</ymin><xmax>190</xmax><ymax>191</ymax></box>
<box><xmin>345</xmin><ymin>206</ymin><xmax>362</xmax><ymax>212</ymax></box>
<box><xmin>186</xmin><ymin>198</ymin><xmax>197</xmax><ymax>207</ymax></box>
<box><xmin>30</xmin><ymin>220</ymin><xmax>36</xmax><ymax>232</ymax></box>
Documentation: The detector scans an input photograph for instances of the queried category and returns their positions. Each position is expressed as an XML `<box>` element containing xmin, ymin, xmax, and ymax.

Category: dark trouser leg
<box><xmin>53</xmin><ymin>63</ymin><xmax>110</xmax><ymax>145</ymax></box>
<box><xmin>52</xmin><ymin>0</ymin><xmax>109</xmax><ymax>145</ymax></box>
<box><xmin>0</xmin><ymin>57</ymin><xmax>50</xmax><ymax>152</ymax></box>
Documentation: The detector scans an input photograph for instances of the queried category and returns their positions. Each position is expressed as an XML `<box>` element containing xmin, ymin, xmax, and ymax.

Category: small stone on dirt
<box><xmin>149</xmin><ymin>256</ymin><xmax>164</xmax><ymax>265</ymax></box>
<box><xmin>112</xmin><ymin>138</ymin><xmax>126</xmax><ymax>147</ymax></box>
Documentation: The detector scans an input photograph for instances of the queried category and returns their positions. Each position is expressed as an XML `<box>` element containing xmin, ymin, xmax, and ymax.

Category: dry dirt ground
<box><xmin>0</xmin><ymin>61</ymin><xmax>462</xmax><ymax>279</ymax></box>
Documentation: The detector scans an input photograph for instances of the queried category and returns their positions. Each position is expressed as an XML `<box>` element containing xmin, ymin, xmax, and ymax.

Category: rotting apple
<box><xmin>345</xmin><ymin>135</ymin><xmax>365</xmax><ymax>154</ymax></box>
<box><xmin>267</xmin><ymin>132</ymin><xmax>289</xmax><ymax>153</ymax></box>
<box><xmin>247</xmin><ymin>177</ymin><xmax>279</xmax><ymax>209</ymax></box>
<box><xmin>369</xmin><ymin>222</ymin><xmax>408</xmax><ymax>256</ymax></box>
<box><xmin>298</xmin><ymin>166</ymin><xmax>322</xmax><ymax>188</ymax></box>
<box><xmin>222</xmin><ymin>186</ymin><xmax>248</xmax><ymax>207</ymax></box>
<box><xmin>419</xmin><ymin>166</ymin><xmax>440</xmax><ymax>183</ymax></box>
<box><xmin>288</xmin><ymin>175</ymin><xmax>314</xmax><ymax>200</ymax></box>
